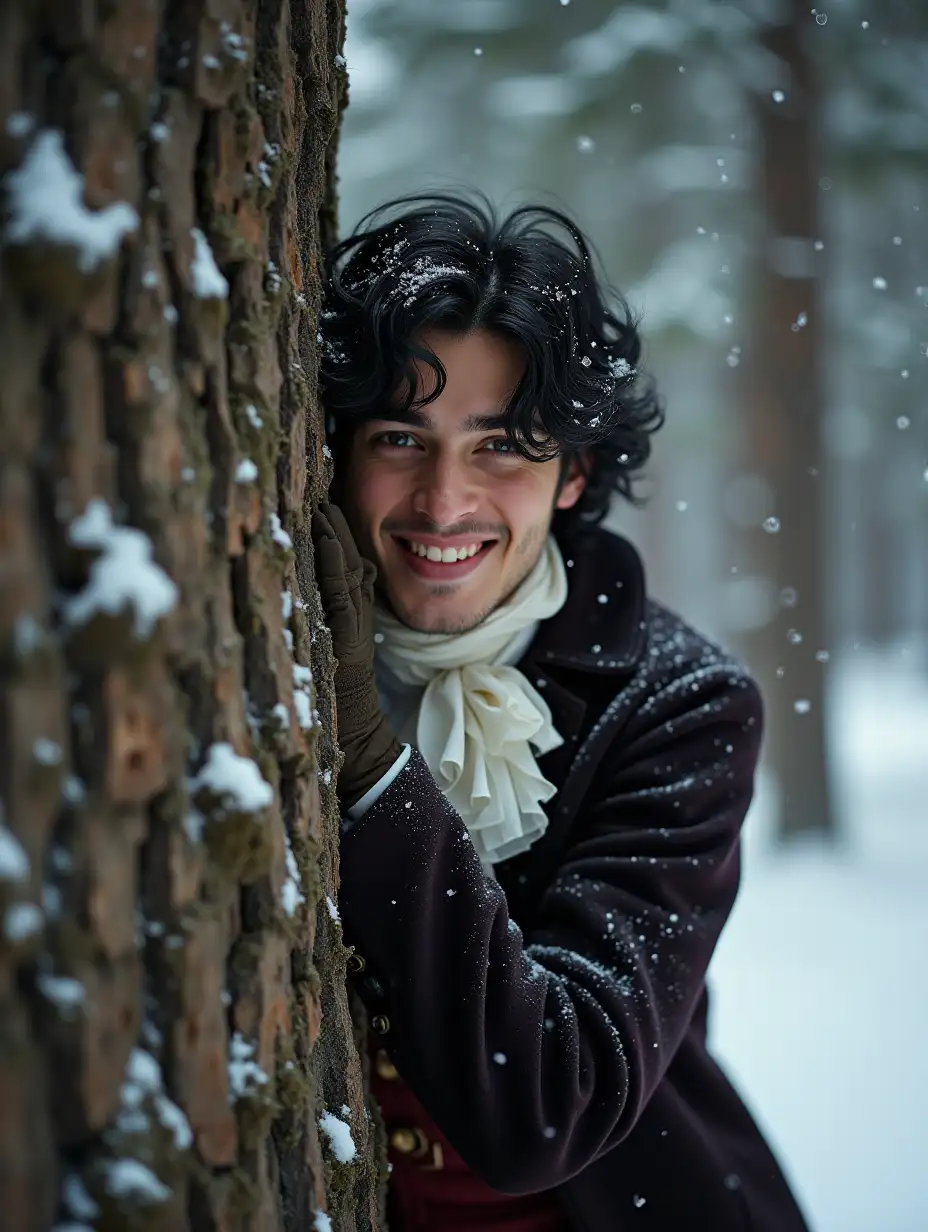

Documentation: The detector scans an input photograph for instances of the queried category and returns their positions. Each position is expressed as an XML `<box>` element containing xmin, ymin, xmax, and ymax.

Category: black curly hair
<box><xmin>318</xmin><ymin>191</ymin><xmax>664</xmax><ymax>535</ymax></box>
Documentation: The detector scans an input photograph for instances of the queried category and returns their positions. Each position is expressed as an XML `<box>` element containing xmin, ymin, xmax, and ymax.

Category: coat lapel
<box><xmin>497</xmin><ymin>526</ymin><xmax>649</xmax><ymax>910</ymax></box>
<box><xmin>528</xmin><ymin>524</ymin><xmax>648</xmax><ymax>674</ymax></box>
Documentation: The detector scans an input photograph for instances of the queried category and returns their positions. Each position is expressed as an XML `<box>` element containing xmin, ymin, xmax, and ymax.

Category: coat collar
<box><xmin>496</xmin><ymin>526</ymin><xmax>648</xmax><ymax>901</ymax></box>
<box><xmin>503</xmin><ymin>525</ymin><xmax>647</xmax><ymax>806</ymax></box>
<box><xmin>524</xmin><ymin>523</ymin><xmax>648</xmax><ymax>674</ymax></box>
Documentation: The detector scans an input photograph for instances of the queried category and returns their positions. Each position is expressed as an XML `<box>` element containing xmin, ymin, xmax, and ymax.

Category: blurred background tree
<box><xmin>336</xmin><ymin>0</ymin><xmax>928</xmax><ymax>845</ymax></box>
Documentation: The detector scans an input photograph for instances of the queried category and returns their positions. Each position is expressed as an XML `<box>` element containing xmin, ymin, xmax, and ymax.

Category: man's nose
<box><xmin>411</xmin><ymin>454</ymin><xmax>479</xmax><ymax>527</ymax></box>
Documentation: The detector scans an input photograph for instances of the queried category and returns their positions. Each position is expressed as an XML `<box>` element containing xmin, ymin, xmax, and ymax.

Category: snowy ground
<box><xmin>709</xmin><ymin>645</ymin><xmax>928</xmax><ymax>1232</ymax></box>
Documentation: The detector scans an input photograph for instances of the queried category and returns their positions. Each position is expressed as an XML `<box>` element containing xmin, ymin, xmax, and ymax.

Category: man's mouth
<box><xmin>391</xmin><ymin>535</ymin><xmax>498</xmax><ymax>578</ymax></box>
<box><xmin>397</xmin><ymin>537</ymin><xmax>494</xmax><ymax>562</ymax></box>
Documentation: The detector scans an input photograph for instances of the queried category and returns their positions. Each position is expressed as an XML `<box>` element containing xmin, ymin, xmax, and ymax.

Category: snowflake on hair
<box><xmin>392</xmin><ymin>256</ymin><xmax>468</xmax><ymax>308</ymax></box>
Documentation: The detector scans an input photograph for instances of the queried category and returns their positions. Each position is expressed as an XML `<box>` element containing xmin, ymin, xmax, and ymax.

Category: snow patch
<box><xmin>228</xmin><ymin>1032</ymin><xmax>269</xmax><ymax>1102</ymax></box>
<box><xmin>117</xmin><ymin>1048</ymin><xmax>192</xmax><ymax>1151</ymax></box>
<box><xmin>36</xmin><ymin>974</ymin><xmax>85</xmax><ymax>1016</ymax></box>
<box><xmin>191</xmin><ymin>743</ymin><xmax>273</xmax><ymax>812</ymax></box>
<box><xmin>292</xmin><ymin>663</ymin><xmax>315</xmax><ymax>729</ymax></box>
<box><xmin>103</xmin><ymin>1158</ymin><xmax>171</xmax><ymax>1205</ymax></box>
<box><xmin>319</xmin><ymin>1110</ymin><xmax>356</xmax><ymax>1162</ymax></box>
<box><xmin>63</xmin><ymin>1174</ymin><xmax>99</xmax><ymax>1221</ymax></box>
<box><xmin>4</xmin><ymin>902</ymin><xmax>43</xmax><ymax>941</ymax></box>
<box><xmin>281</xmin><ymin>835</ymin><xmax>305</xmax><ymax>917</ymax></box>
<box><xmin>65</xmin><ymin>500</ymin><xmax>178</xmax><ymax>638</ymax></box>
<box><xmin>32</xmin><ymin>737</ymin><xmax>62</xmax><ymax>765</ymax></box>
<box><xmin>269</xmin><ymin>512</ymin><xmax>292</xmax><ymax>549</ymax></box>
<box><xmin>4</xmin><ymin>129</ymin><xmax>138</xmax><ymax>270</ymax></box>
<box><xmin>0</xmin><ymin>820</ymin><xmax>30</xmax><ymax>882</ymax></box>
<box><xmin>189</xmin><ymin>227</ymin><xmax>228</xmax><ymax>299</ymax></box>
<box><xmin>5</xmin><ymin>112</ymin><xmax>35</xmax><ymax>138</ymax></box>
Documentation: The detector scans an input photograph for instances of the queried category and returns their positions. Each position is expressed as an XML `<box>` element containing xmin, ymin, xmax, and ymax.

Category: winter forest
<box><xmin>0</xmin><ymin>1</ymin><xmax>925</xmax><ymax>1231</ymax></box>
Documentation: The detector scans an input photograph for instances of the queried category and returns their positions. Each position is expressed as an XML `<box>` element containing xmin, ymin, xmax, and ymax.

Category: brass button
<box><xmin>346</xmin><ymin>952</ymin><xmax>366</xmax><ymax>974</ymax></box>
<box><xmin>375</xmin><ymin>1049</ymin><xmax>399</xmax><ymax>1081</ymax></box>
<box><xmin>389</xmin><ymin>1127</ymin><xmax>420</xmax><ymax>1156</ymax></box>
<box><xmin>387</xmin><ymin>1127</ymin><xmax>444</xmax><ymax>1170</ymax></box>
<box><xmin>371</xmin><ymin>1014</ymin><xmax>390</xmax><ymax>1034</ymax></box>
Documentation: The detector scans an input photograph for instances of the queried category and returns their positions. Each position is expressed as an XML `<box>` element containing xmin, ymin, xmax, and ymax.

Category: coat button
<box><xmin>375</xmin><ymin>1049</ymin><xmax>399</xmax><ymax>1081</ymax></box>
<box><xmin>371</xmin><ymin>1014</ymin><xmax>390</xmax><ymax>1034</ymax></box>
<box><xmin>389</xmin><ymin>1127</ymin><xmax>421</xmax><ymax>1156</ymax></box>
<box><xmin>387</xmin><ymin>1127</ymin><xmax>444</xmax><ymax>1170</ymax></box>
<box><xmin>346</xmin><ymin>952</ymin><xmax>366</xmax><ymax>974</ymax></box>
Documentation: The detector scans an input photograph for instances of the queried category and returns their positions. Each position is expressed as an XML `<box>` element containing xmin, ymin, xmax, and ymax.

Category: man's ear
<box><xmin>555</xmin><ymin>450</ymin><xmax>590</xmax><ymax>511</ymax></box>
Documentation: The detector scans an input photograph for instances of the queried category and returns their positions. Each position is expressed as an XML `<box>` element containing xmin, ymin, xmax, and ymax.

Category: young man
<box><xmin>311</xmin><ymin>194</ymin><xmax>810</xmax><ymax>1231</ymax></box>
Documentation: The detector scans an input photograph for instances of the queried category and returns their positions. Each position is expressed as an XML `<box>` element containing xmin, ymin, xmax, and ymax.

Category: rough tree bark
<box><xmin>0</xmin><ymin>2</ymin><xmax>385</xmax><ymax>1230</ymax></box>
<box><xmin>737</xmin><ymin>1</ymin><xmax>837</xmax><ymax>840</ymax></box>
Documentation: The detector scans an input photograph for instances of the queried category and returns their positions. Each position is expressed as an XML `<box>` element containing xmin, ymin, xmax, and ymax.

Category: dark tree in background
<box><xmin>738</xmin><ymin>0</ymin><xmax>836</xmax><ymax>840</ymax></box>
<box><xmin>0</xmin><ymin>2</ymin><xmax>385</xmax><ymax>1229</ymax></box>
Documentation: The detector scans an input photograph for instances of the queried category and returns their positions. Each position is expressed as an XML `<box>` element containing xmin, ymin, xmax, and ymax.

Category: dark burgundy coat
<box><xmin>338</xmin><ymin>525</ymin><xmax>810</xmax><ymax>1232</ymax></box>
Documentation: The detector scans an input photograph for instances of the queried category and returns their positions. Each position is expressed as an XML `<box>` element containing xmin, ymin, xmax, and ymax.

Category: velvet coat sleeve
<box><xmin>336</xmin><ymin>654</ymin><xmax>764</xmax><ymax>1195</ymax></box>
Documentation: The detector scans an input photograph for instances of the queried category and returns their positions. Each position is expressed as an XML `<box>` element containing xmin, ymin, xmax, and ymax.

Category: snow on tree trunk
<box><xmin>738</xmin><ymin>1</ymin><xmax>837</xmax><ymax>841</ymax></box>
<box><xmin>0</xmin><ymin>1</ymin><xmax>385</xmax><ymax>1229</ymax></box>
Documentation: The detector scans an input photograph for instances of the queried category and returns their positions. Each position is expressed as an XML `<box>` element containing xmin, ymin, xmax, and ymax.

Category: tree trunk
<box><xmin>737</xmin><ymin>2</ymin><xmax>837</xmax><ymax>841</ymax></box>
<box><xmin>0</xmin><ymin>2</ymin><xmax>383</xmax><ymax>1229</ymax></box>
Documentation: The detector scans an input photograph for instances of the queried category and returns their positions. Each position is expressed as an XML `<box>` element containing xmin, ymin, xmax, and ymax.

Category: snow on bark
<box><xmin>4</xmin><ymin>129</ymin><xmax>138</xmax><ymax>270</ymax></box>
<box><xmin>64</xmin><ymin>500</ymin><xmax>178</xmax><ymax>637</ymax></box>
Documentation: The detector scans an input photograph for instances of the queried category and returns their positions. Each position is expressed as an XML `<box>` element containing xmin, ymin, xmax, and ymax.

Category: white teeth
<box><xmin>406</xmin><ymin>540</ymin><xmax>483</xmax><ymax>562</ymax></box>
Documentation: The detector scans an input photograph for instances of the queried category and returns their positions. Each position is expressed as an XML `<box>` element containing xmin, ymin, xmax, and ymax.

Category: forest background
<box><xmin>338</xmin><ymin>3</ymin><xmax>927</xmax><ymax>1230</ymax></box>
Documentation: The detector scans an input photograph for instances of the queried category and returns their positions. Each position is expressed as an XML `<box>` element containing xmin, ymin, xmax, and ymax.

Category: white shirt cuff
<box><xmin>345</xmin><ymin>744</ymin><xmax>413</xmax><ymax>821</ymax></box>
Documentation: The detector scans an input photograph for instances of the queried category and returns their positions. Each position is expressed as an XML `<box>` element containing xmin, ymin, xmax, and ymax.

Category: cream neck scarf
<box><xmin>373</xmin><ymin>537</ymin><xmax>569</xmax><ymax>873</ymax></box>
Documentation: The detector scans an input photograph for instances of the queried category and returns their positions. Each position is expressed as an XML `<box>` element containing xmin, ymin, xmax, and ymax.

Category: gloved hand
<box><xmin>311</xmin><ymin>501</ymin><xmax>403</xmax><ymax>809</ymax></box>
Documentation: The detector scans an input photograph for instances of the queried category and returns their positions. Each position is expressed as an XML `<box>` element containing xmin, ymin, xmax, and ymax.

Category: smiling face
<box><xmin>340</xmin><ymin>328</ymin><xmax>586</xmax><ymax>634</ymax></box>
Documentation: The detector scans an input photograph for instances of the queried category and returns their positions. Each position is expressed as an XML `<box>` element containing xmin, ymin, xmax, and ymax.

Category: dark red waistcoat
<box><xmin>368</xmin><ymin>1033</ymin><xmax>571</xmax><ymax>1232</ymax></box>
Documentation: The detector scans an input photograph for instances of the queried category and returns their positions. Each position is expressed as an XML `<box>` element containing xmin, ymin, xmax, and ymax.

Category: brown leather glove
<box><xmin>311</xmin><ymin>501</ymin><xmax>403</xmax><ymax>810</ymax></box>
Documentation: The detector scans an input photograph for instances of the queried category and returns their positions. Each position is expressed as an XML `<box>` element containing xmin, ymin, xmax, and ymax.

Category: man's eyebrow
<box><xmin>374</xmin><ymin>407</ymin><xmax>510</xmax><ymax>432</ymax></box>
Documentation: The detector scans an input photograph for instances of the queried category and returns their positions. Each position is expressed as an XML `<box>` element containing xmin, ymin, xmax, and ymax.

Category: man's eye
<box><xmin>483</xmin><ymin>438</ymin><xmax>516</xmax><ymax>454</ymax></box>
<box><xmin>377</xmin><ymin>431</ymin><xmax>417</xmax><ymax>448</ymax></box>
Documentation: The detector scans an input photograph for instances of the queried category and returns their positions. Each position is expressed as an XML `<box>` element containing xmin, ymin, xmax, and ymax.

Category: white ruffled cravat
<box><xmin>373</xmin><ymin>537</ymin><xmax>569</xmax><ymax>872</ymax></box>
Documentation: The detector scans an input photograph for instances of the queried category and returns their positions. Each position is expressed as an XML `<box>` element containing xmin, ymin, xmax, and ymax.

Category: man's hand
<box><xmin>311</xmin><ymin>501</ymin><xmax>403</xmax><ymax>809</ymax></box>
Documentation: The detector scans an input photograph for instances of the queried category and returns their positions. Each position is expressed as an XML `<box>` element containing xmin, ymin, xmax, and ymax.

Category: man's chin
<box><xmin>377</xmin><ymin>582</ymin><xmax>492</xmax><ymax>636</ymax></box>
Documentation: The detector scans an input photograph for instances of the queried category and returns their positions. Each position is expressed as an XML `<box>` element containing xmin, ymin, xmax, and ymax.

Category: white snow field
<box><xmin>710</xmin><ymin>645</ymin><xmax>928</xmax><ymax>1232</ymax></box>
